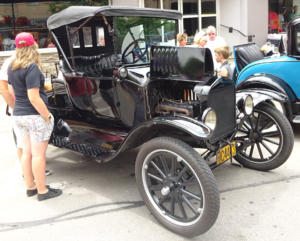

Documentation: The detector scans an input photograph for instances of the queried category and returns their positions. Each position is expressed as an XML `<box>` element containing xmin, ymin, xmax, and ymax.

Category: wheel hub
<box><xmin>161</xmin><ymin>177</ymin><xmax>179</xmax><ymax>196</ymax></box>
<box><xmin>161</xmin><ymin>186</ymin><xmax>170</xmax><ymax>196</ymax></box>
<box><xmin>250</xmin><ymin>130</ymin><xmax>262</xmax><ymax>143</ymax></box>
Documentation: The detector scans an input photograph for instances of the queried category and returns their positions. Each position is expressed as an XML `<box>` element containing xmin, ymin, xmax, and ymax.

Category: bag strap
<box><xmin>6</xmin><ymin>105</ymin><xmax>11</xmax><ymax>116</ymax></box>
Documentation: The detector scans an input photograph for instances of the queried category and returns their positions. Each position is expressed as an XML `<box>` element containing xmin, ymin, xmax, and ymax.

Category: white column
<box><xmin>247</xmin><ymin>0</ymin><xmax>268</xmax><ymax>46</ymax></box>
<box><xmin>219</xmin><ymin>0</ymin><xmax>268</xmax><ymax>47</ymax></box>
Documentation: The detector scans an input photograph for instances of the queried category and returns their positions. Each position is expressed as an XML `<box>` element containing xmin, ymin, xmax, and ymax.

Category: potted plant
<box><xmin>16</xmin><ymin>16</ymin><xmax>30</xmax><ymax>26</ymax></box>
<box><xmin>2</xmin><ymin>15</ymin><xmax>13</xmax><ymax>25</ymax></box>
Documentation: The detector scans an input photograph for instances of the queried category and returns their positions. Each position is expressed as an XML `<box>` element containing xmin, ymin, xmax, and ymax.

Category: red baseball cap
<box><xmin>15</xmin><ymin>32</ymin><xmax>36</xmax><ymax>48</ymax></box>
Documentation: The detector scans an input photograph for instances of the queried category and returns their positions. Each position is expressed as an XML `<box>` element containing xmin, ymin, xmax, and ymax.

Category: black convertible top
<box><xmin>47</xmin><ymin>5</ymin><xmax>182</xmax><ymax>30</ymax></box>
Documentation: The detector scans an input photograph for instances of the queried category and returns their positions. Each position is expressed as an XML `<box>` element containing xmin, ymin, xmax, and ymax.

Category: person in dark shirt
<box><xmin>8</xmin><ymin>32</ymin><xmax>62</xmax><ymax>201</ymax></box>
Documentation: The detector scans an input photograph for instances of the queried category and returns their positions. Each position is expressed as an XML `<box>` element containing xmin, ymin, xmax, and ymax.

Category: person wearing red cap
<box><xmin>7</xmin><ymin>32</ymin><xmax>62</xmax><ymax>201</ymax></box>
<box><xmin>0</xmin><ymin>57</ymin><xmax>53</xmax><ymax>178</ymax></box>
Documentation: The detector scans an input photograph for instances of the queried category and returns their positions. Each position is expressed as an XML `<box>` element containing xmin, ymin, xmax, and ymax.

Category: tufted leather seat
<box><xmin>59</xmin><ymin>54</ymin><xmax>115</xmax><ymax>78</ymax></box>
<box><xmin>235</xmin><ymin>44</ymin><xmax>265</xmax><ymax>71</ymax></box>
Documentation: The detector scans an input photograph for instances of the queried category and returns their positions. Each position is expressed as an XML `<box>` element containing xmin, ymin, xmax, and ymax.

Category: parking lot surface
<box><xmin>0</xmin><ymin>97</ymin><xmax>299</xmax><ymax>241</ymax></box>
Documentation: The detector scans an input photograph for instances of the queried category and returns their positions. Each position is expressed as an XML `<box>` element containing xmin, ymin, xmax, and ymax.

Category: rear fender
<box><xmin>236</xmin><ymin>74</ymin><xmax>296</xmax><ymax>103</ymax></box>
<box><xmin>118</xmin><ymin>115</ymin><xmax>213</xmax><ymax>152</ymax></box>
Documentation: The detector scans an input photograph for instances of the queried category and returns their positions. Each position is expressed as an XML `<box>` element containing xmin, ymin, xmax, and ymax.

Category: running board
<box><xmin>293</xmin><ymin>115</ymin><xmax>300</xmax><ymax>123</ymax></box>
<box><xmin>50</xmin><ymin>134</ymin><xmax>116</xmax><ymax>162</ymax></box>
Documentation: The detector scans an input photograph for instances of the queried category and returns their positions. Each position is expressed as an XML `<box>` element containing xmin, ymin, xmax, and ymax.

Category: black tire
<box><xmin>234</xmin><ymin>102</ymin><xmax>294</xmax><ymax>171</ymax></box>
<box><xmin>135</xmin><ymin>137</ymin><xmax>220</xmax><ymax>237</ymax></box>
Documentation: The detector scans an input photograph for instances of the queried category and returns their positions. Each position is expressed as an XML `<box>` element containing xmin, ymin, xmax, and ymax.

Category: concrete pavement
<box><xmin>0</xmin><ymin>96</ymin><xmax>299</xmax><ymax>241</ymax></box>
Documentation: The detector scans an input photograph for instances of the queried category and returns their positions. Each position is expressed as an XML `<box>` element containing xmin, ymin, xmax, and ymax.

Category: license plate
<box><xmin>216</xmin><ymin>142</ymin><xmax>236</xmax><ymax>165</ymax></box>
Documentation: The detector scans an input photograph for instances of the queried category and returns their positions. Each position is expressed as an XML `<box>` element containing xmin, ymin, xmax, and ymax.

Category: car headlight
<box><xmin>202</xmin><ymin>108</ymin><xmax>217</xmax><ymax>130</ymax></box>
<box><xmin>237</xmin><ymin>95</ymin><xmax>253</xmax><ymax>116</ymax></box>
<box><xmin>244</xmin><ymin>95</ymin><xmax>254</xmax><ymax>115</ymax></box>
<box><xmin>118</xmin><ymin>67</ymin><xmax>128</xmax><ymax>78</ymax></box>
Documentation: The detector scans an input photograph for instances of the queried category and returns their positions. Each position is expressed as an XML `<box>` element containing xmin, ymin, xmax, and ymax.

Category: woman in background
<box><xmin>192</xmin><ymin>31</ymin><xmax>208</xmax><ymax>47</ymax></box>
<box><xmin>177</xmin><ymin>33</ymin><xmax>188</xmax><ymax>46</ymax></box>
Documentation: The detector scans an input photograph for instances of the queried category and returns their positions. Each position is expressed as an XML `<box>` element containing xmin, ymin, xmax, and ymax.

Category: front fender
<box><xmin>236</xmin><ymin>88</ymin><xmax>288</xmax><ymax>107</ymax></box>
<box><xmin>236</xmin><ymin>88</ymin><xmax>293</xmax><ymax>120</ymax></box>
<box><xmin>236</xmin><ymin>74</ymin><xmax>296</xmax><ymax>121</ymax></box>
<box><xmin>118</xmin><ymin>115</ymin><xmax>212</xmax><ymax>152</ymax></box>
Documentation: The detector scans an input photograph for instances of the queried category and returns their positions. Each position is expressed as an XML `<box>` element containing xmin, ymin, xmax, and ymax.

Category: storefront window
<box><xmin>201</xmin><ymin>0</ymin><xmax>216</xmax><ymax>14</ymax></box>
<box><xmin>145</xmin><ymin>0</ymin><xmax>161</xmax><ymax>9</ymax></box>
<box><xmin>183</xmin><ymin>18</ymin><xmax>198</xmax><ymax>36</ymax></box>
<box><xmin>202</xmin><ymin>16</ymin><xmax>216</xmax><ymax>29</ymax></box>
<box><xmin>268</xmin><ymin>0</ymin><xmax>287</xmax><ymax>33</ymax></box>
<box><xmin>183</xmin><ymin>0</ymin><xmax>198</xmax><ymax>15</ymax></box>
<box><xmin>0</xmin><ymin>0</ymin><xmax>109</xmax><ymax>52</ymax></box>
<box><xmin>0</xmin><ymin>4</ymin><xmax>14</xmax><ymax>51</ymax></box>
<box><xmin>163</xmin><ymin>0</ymin><xmax>178</xmax><ymax>10</ymax></box>
<box><xmin>143</xmin><ymin>0</ymin><xmax>218</xmax><ymax>41</ymax></box>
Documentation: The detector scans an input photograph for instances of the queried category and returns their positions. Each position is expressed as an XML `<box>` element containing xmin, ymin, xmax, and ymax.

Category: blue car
<box><xmin>232</xmin><ymin>17</ymin><xmax>300</xmax><ymax>124</ymax></box>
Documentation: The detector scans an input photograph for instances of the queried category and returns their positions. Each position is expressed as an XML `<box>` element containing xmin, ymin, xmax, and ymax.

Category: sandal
<box><xmin>37</xmin><ymin>187</ymin><xmax>62</xmax><ymax>201</ymax></box>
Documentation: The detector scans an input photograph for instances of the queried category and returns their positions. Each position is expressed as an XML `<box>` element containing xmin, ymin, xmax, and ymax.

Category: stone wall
<box><xmin>0</xmin><ymin>49</ymin><xmax>59</xmax><ymax>78</ymax></box>
<box><xmin>39</xmin><ymin>51</ymin><xmax>60</xmax><ymax>77</ymax></box>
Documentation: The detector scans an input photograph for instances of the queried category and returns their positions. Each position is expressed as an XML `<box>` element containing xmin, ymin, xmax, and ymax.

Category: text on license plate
<box><xmin>216</xmin><ymin>142</ymin><xmax>236</xmax><ymax>165</ymax></box>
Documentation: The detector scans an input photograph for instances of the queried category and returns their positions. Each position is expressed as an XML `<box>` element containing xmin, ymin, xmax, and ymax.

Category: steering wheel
<box><xmin>122</xmin><ymin>39</ymin><xmax>149</xmax><ymax>64</ymax></box>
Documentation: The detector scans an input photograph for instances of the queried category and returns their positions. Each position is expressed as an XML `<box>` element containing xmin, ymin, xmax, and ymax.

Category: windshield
<box><xmin>115</xmin><ymin>16</ymin><xmax>177</xmax><ymax>64</ymax></box>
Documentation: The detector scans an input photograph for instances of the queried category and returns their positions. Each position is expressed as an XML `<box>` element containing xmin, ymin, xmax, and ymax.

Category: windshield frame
<box><xmin>113</xmin><ymin>16</ymin><xmax>179</xmax><ymax>66</ymax></box>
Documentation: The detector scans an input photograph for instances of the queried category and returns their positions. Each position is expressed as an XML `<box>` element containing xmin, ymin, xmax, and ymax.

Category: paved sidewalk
<box><xmin>0</xmin><ymin>97</ymin><xmax>299</xmax><ymax>241</ymax></box>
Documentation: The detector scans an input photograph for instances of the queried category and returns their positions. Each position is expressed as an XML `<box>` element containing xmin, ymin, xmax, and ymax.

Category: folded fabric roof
<box><xmin>47</xmin><ymin>5</ymin><xmax>182</xmax><ymax>30</ymax></box>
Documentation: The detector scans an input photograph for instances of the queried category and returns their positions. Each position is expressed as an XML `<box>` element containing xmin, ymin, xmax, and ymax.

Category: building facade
<box><xmin>0</xmin><ymin>0</ymin><xmax>297</xmax><ymax>74</ymax></box>
<box><xmin>112</xmin><ymin>0</ymin><xmax>269</xmax><ymax>47</ymax></box>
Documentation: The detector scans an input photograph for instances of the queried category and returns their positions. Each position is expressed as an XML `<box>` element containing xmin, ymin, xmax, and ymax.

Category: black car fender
<box><xmin>118</xmin><ymin>115</ymin><xmax>213</xmax><ymax>152</ymax></box>
<box><xmin>236</xmin><ymin>88</ymin><xmax>292</xmax><ymax>120</ymax></box>
<box><xmin>49</xmin><ymin>115</ymin><xmax>213</xmax><ymax>162</ymax></box>
<box><xmin>236</xmin><ymin>74</ymin><xmax>296</xmax><ymax>121</ymax></box>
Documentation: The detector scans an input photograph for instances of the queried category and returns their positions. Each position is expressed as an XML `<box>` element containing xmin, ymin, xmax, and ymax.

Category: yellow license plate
<box><xmin>216</xmin><ymin>142</ymin><xmax>236</xmax><ymax>165</ymax></box>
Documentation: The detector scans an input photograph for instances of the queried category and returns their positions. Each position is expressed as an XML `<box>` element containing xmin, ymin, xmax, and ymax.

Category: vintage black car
<box><xmin>46</xmin><ymin>6</ymin><xmax>294</xmax><ymax>237</ymax></box>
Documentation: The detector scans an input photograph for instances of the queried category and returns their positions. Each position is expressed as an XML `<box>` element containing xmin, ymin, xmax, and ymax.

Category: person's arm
<box><xmin>27</xmin><ymin>88</ymin><xmax>51</xmax><ymax>123</ymax></box>
<box><xmin>220</xmin><ymin>67</ymin><xmax>228</xmax><ymax>77</ymax></box>
<box><xmin>0</xmin><ymin>81</ymin><xmax>15</xmax><ymax>109</ymax></box>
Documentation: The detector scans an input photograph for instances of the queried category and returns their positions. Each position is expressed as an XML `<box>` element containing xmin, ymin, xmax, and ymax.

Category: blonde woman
<box><xmin>8</xmin><ymin>33</ymin><xmax>62</xmax><ymax>201</ymax></box>
<box><xmin>177</xmin><ymin>33</ymin><xmax>188</xmax><ymax>46</ymax></box>
<box><xmin>192</xmin><ymin>31</ymin><xmax>208</xmax><ymax>47</ymax></box>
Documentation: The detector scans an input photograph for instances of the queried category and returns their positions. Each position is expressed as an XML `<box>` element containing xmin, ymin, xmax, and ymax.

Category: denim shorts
<box><xmin>12</xmin><ymin>114</ymin><xmax>54</xmax><ymax>142</ymax></box>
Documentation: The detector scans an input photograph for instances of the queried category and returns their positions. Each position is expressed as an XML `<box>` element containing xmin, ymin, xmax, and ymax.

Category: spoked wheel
<box><xmin>234</xmin><ymin>102</ymin><xmax>294</xmax><ymax>171</ymax></box>
<box><xmin>136</xmin><ymin>137</ymin><xmax>220</xmax><ymax>237</ymax></box>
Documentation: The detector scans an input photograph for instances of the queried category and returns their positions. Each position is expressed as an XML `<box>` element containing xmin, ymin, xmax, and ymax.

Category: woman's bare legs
<box><xmin>17</xmin><ymin>147</ymin><xmax>22</xmax><ymax>164</ymax></box>
<box><xmin>31</xmin><ymin>140</ymin><xmax>49</xmax><ymax>194</ymax></box>
<box><xmin>21</xmin><ymin>135</ymin><xmax>35</xmax><ymax>190</ymax></box>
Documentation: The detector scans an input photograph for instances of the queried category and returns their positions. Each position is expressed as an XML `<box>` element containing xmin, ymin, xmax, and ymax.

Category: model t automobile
<box><xmin>46</xmin><ymin>6</ymin><xmax>294</xmax><ymax>236</ymax></box>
